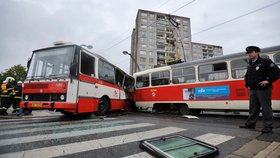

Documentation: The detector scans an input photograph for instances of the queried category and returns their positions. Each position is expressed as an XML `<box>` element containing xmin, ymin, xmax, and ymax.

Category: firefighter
<box><xmin>0</xmin><ymin>77</ymin><xmax>15</xmax><ymax>115</ymax></box>
<box><xmin>12</xmin><ymin>81</ymin><xmax>22</xmax><ymax>113</ymax></box>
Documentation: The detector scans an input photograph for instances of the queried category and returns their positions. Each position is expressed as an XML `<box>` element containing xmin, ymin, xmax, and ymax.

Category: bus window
<box><xmin>274</xmin><ymin>52</ymin><xmax>280</xmax><ymax>67</ymax></box>
<box><xmin>98</xmin><ymin>60</ymin><xmax>115</xmax><ymax>84</ymax></box>
<box><xmin>151</xmin><ymin>70</ymin><xmax>170</xmax><ymax>86</ymax></box>
<box><xmin>199</xmin><ymin>62</ymin><xmax>228</xmax><ymax>81</ymax></box>
<box><xmin>231</xmin><ymin>58</ymin><xmax>248</xmax><ymax>79</ymax></box>
<box><xmin>81</xmin><ymin>52</ymin><xmax>95</xmax><ymax>77</ymax></box>
<box><xmin>124</xmin><ymin>75</ymin><xmax>135</xmax><ymax>92</ymax></box>
<box><xmin>115</xmin><ymin>68</ymin><xmax>125</xmax><ymax>87</ymax></box>
<box><xmin>136</xmin><ymin>74</ymin><xmax>149</xmax><ymax>88</ymax></box>
<box><xmin>172</xmin><ymin>67</ymin><xmax>195</xmax><ymax>84</ymax></box>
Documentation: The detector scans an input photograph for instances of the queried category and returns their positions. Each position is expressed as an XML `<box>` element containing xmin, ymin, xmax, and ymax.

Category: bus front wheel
<box><xmin>178</xmin><ymin>104</ymin><xmax>191</xmax><ymax>115</ymax></box>
<box><xmin>96</xmin><ymin>98</ymin><xmax>110</xmax><ymax>116</ymax></box>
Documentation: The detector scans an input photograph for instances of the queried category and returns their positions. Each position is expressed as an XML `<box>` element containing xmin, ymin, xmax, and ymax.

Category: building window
<box><xmin>141</xmin><ymin>31</ymin><xmax>147</xmax><ymax>38</ymax></box>
<box><xmin>141</xmin><ymin>24</ymin><xmax>147</xmax><ymax>29</ymax></box>
<box><xmin>141</xmin><ymin>19</ymin><xmax>147</xmax><ymax>23</ymax></box>
<box><xmin>142</xmin><ymin>44</ymin><xmax>147</xmax><ymax>48</ymax></box>
<box><xmin>149</xmin><ymin>58</ymin><xmax>154</xmax><ymax>63</ymax></box>
<box><xmin>140</xmin><ymin>57</ymin><xmax>146</xmax><ymax>62</ymax></box>
<box><xmin>140</xmin><ymin>51</ymin><xmax>147</xmax><ymax>55</ymax></box>
<box><xmin>149</xmin><ymin>32</ymin><xmax>154</xmax><ymax>38</ymax></box>
<box><xmin>149</xmin><ymin>45</ymin><xmax>154</xmax><ymax>49</ymax></box>
<box><xmin>141</xmin><ymin>13</ymin><xmax>148</xmax><ymax>17</ymax></box>
<box><xmin>199</xmin><ymin>62</ymin><xmax>228</xmax><ymax>81</ymax></box>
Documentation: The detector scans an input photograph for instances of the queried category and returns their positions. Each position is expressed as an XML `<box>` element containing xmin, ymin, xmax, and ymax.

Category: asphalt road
<box><xmin>0</xmin><ymin>111</ymin><xmax>279</xmax><ymax>158</ymax></box>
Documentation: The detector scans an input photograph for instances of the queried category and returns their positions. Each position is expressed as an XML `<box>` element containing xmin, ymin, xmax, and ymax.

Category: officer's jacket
<box><xmin>245</xmin><ymin>56</ymin><xmax>280</xmax><ymax>90</ymax></box>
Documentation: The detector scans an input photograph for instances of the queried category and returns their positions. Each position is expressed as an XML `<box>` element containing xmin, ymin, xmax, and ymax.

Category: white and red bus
<box><xmin>133</xmin><ymin>45</ymin><xmax>280</xmax><ymax>115</ymax></box>
<box><xmin>20</xmin><ymin>42</ymin><xmax>134</xmax><ymax>116</ymax></box>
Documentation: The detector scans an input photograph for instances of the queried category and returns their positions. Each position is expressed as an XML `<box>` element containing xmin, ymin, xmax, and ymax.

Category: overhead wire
<box><xmin>100</xmin><ymin>0</ymin><xmax>197</xmax><ymax>56</ymax></box>
<box><xmin>97</xmin><ymin>0</ymin><xmax>174</xmax><ymax>54</ymax></box>
<box><xmin>191</xmin><ymin>0</ymin><xmax>280</xmax><ymax>37</ymax></box>
<box><xmin>110</xmin><ymin>0</ymin><xmax>280</xmax><ymax>65</ymax></box>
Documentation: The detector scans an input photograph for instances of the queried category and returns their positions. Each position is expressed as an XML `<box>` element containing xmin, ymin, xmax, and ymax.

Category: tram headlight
<box><xmin>24</xmin><ymin>95</ymin><xmax>29</xmax><ymax>101</ymax></box>
<box><xmin>60</xmin><ymin>94</ymin><xmax>65</xmax><ymax>101</ymax></box>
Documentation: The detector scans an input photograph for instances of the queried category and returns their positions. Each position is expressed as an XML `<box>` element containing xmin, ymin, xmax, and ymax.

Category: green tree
<box><xmin>0</xmin><ymin>65</ymin><xmax>27</xmax><ymax>84</ymax></box>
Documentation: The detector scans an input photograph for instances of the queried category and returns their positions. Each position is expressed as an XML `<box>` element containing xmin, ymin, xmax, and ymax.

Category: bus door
<box><xmin>78</xmin><ymin>51</ymin><xmax>97</xmax><ymax>113</ymax></box>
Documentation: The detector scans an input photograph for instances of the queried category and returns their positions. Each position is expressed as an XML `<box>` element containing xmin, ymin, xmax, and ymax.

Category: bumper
<box><xmin>20</xmin><ymin>101</ymin><xmax>77</xmax><ymax>111</ymax></box>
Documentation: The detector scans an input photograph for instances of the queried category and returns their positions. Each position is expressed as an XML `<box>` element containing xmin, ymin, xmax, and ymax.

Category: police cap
<box><xmin>246</xmin><ymin>46</ymin><xmax>261</xmax><ymax>54</ymax></box>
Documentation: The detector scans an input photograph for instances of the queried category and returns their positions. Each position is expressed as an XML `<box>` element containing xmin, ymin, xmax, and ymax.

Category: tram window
<box><xmin>199</xmin><ymin>62</ymin><xmax>228</xmax><ymax>81</ymax></box>
<box><xmin>231</xmin><ymin>58</ymin><xmax>248</xmax><ymax>79</ymax></box>
<box><xmin>136</xmin><ymin>74</ymin><xmax>149</xmax><ymax>88</ymax></box>
<box><xmin>81</xmin><ymin>52</ymin><xmax>95</xmax><ymax>77</ymax></box>
<box><xmin>274</xmin><ymin>52</ymin><xmax>280</xmax><ymax>67</ymax></box>
<box><xmin>98</xmin><ymin>60</ymin><xmax>115</xmax><ymax>84</ymax></box>
<box><xmin>172</xmin><ymin>67</ymin><xmax>195</xmax><ymax>84</ymax></box>
<box><xmin>151</xmin><ymin>70</ymin><xmax>170</xmax><ymax>86</ymax></box>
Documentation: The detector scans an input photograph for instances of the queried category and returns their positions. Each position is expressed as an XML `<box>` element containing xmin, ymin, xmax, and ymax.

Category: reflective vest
<box><xmin>1</xmin><ymin>83</ymin><xmax>7</xmax><ymax>93</ymax></box>
<box><xmin>1</xmin><ymin>83</ymin><xmax>13</xmax><ymax>97</ymax></box>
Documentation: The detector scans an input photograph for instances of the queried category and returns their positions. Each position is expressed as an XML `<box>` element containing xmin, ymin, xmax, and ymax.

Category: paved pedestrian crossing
<box><xmin>0</xmin><ymin>115</ymin><xmax>276</xmax><ymax>158</ymax></box>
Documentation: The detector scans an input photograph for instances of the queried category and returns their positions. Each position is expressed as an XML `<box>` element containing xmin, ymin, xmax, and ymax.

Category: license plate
<box><xmin>32</xmin><ymin>103</ymin><xmax>42</xmax><ymax>107</ymax></box>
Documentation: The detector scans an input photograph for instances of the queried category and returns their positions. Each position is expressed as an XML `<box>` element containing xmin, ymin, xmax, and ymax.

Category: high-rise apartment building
<box><xmin>191</xmin><ymin>42</ymin><xmax>223</xmax><ymax>61</ymax></box>
<box><xmin>130</xmin><ymin>9</ymin><xmax>223</xmax><ymax>75</ymax></box>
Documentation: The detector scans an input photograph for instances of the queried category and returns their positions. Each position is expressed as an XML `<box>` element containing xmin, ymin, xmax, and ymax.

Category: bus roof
<box><xmin>134</xmin><ymin>45</ymin><xmax>280</xmax><ymax>76</ymax></box>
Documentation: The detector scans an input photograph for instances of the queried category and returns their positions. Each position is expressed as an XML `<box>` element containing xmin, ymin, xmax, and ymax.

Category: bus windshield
<box><xmin>26</xmin><ymin>46</ymin><xmax>75</xmax><ymax>79</ymax></box>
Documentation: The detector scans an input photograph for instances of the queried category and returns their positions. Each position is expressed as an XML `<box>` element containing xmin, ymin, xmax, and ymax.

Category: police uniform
<box><xmin>241</xmin><ymin>46</ymin><xmax>280</xmax><ymax>133</ymax></box>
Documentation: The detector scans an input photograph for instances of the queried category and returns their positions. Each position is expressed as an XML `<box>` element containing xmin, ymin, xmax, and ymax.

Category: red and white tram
<box><xmin>133</xmin><ymin>45</ymin><xmax>280</xmax><ymax>114</ymax></box>
<box><xmin>20</xmin><ymin>42</ymin><xmax>134</xmax><ymax>116</ymax></box>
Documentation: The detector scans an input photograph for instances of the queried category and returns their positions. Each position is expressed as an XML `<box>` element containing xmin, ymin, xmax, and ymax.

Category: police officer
<box><xmin>240</xmin><ymin>46</ymin><xmax>280</xmax><ymax>133</ymax></box>
<box><xmin>12</xmin><ymin>81</ymin><xmax>22</xmax><ymax>113</ymax></box>
<box><xmin>0</xmin><ymin>77</ymin><xmax>15</xmax><ymax>115</ymax></box>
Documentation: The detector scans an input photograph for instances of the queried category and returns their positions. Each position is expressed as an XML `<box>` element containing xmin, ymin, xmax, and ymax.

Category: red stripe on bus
<box><xmin>79</xmin><ymin>74</ymin><xmax>124</xmax><ymax>90</ymax></box>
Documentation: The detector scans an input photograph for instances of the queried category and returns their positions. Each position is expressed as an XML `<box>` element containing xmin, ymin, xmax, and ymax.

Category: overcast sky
<box><xmin>0</xmin><ymin>0</ymin><xmax>279</xmax><ymax>74</ymax></box>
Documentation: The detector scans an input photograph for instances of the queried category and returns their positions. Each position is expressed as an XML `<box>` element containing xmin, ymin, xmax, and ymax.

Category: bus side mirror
<box><xmin>70</xmin><ymin>62</ymin><xmax>77</xmax><ymax>76</ymax></box>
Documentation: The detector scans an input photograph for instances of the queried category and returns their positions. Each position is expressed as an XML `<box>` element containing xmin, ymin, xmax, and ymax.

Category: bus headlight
<box><xmin>24</xmin><ymin>95</ymin><xmax>29</xmax><ymax>101</ymax></box>
<box><xmin>60</xmin><ymin>94</ymin><xmax>65</xmax><ymax>101</ymax></box>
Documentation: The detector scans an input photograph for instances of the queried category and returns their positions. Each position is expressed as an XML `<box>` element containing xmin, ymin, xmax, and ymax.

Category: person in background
<box><xmin>12</xmin><ymin>81</ymin><xmax>22</xmax><ymax>113</ymax></box>
<box><xmin>0</xmin><ymin>77</ymin><xmax>15</xmax><ymax>115</ymax></box>
<box><xmin>239</xmin><ymin>46</ymin><xmax>280</xmax><ymax>133</ymax></box>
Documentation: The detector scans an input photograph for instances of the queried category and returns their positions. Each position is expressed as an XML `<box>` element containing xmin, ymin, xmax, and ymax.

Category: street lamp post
<box><xmin>122</xmin><ymin>51</ymin><xmax>140</xmax><ymax>72</ymax></box>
